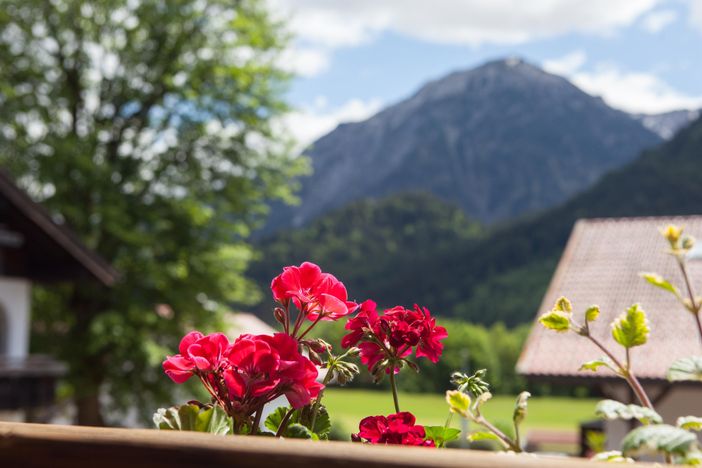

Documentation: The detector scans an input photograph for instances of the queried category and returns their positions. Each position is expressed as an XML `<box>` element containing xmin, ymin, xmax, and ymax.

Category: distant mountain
<box><xmin>252</xmin><ymin>115</ymin><xmax>702</xmax><ymax>326</ymax></box>
<box><xmin>265</xmin><ymin>58</ymin><xmax>661</xmax><ymax>232</ymax></box>
<box><xmin>632</xmin><ymin>109</ymin><xmax>700</xmax><ymax>139</ymax></box>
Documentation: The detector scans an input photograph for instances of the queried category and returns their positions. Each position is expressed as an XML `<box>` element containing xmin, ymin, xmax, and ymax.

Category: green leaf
<box><xmin>467</xmin><ymin>431</ymin><xmax>508</xmax><ymax>448</ymax></box>
<box><xmin>585</xmin><ymin>305</ymin><xmax>600</xmax><ymax>322</ymax></box>
<box><xmin>538</xmin><ymin>310</ymin><xmax>571</xmax><ymax>332</ymax></box>
<box><xmin>641</xmin><ymin>272</ymin><xmax>680</xmax><ymax>297</ymax></box>
<box><xmin>264</xmin><ymin>406</ymin><xmax>291</xmax><ymax>434</ymax></box>
<box><xmin>621</xmin><ymin>424</ymin><xmax>697</xmax><ymax>457</ymax></box>
<box><xmin>595</xmin><ymin>400</ymin><xmax>662</xmax><ymax>425</ymax></box>
<box><xmin>424</xmin><ymin>426</ymin><xmax>461</xmax><ymax>448</ymax></box>
<box><xmin>153</xmin><ymin>404</ymin><xmax>232</xmax><ymax>435</ymax></box>
<box><xmin>591</xmin><ymin>451</ymin><xmax>634</xmax><ymax>463</ymax></box>
<box><xmin>677</xmin><ymin>416</ymin><xmax>702</xmax><ymax>431</ymax></box>
<box><xmin>264</xmin><ymin>405</ymin><xmax>331</xmax><ymax>439</ymax></box>
<box><xmin>579</xmin><ymin>357</ymin><xmax>616</xmax><ymax>373</ymax></box>
<box><xmin>611</xmin><ymin>304</ymin><xmax>650</xmax><ymax>348</ymax></box>
<box><xmin>299</xmin><ymin>405</ymin><xmax>332</xmax><ymax>439</ymax></box>
<box><xmin>446</xmin><ymin>390</ymin><xmax>471</xmax><ymax>416</ymax></box>
<box><xmin>554</xmin><ymin>296</ymin><xmax>573</xmax><ymax>313</ymax></box>
<box><xmin>668</xmin><ymin>356</ymin><xmax>702</xmax><ymax>382</ymax></box>
<box><xmin>679</xmin><ymin>451</ymin><xmax>702</xmax><ymax>466</ymax></box>
<box><xmin>285</xmin><ymin>423</ymin><xmax>318</xmax><ymax>440</ymax></box>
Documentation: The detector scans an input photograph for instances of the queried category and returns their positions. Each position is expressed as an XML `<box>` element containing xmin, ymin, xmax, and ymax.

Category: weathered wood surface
<box><xmin>0</xmin><ymin>422</ymin><xmax>652</xmax><ymax>468</ymax></box>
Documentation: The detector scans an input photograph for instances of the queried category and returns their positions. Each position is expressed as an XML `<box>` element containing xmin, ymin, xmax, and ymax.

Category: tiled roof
<box><xmin>517</xmin><ymin>216</ymin><xmax>702</xmax><ymax>381</ymax></box>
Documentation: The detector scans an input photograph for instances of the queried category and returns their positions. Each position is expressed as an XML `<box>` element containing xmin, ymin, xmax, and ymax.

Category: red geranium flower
<box><xmin>353</xmin><ymin>412</ymin><xmax>435</xmax><ymax>447</ymax></box>
<box><xmin>164</xmin><ymin>331</ymin><xmax>323</xmax><ymax>421</ymax></box>
<box><xmin>163</xmin><ymin>331</ymin><xmax>230</xmax><ymax>384</ymax></box>
<box><xmin>271</xmin><ymin>262</ymin><xmax>357</xmax><ymax>323</ymax></box>
<box><xmin>342</xmin><ymin>302</ymin><xmax>447</xmax><ymax>377</ymax></box>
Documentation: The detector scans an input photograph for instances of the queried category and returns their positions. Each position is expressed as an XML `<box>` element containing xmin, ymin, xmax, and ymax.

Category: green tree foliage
<box><xmin>0</xmin><ymin>0</ymin><xmax>304</xmax><ymax>424</ymax></box>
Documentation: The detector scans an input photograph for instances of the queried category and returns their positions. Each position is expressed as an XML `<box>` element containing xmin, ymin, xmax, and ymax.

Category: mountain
<box><xmin>632</xmin><ymin>109</ymin><xmax>700</xmax><ymax>139</ymax></box>
<box><xmin>251</xmin><ymin>115</ymin><xmax>702</xmax><ymax>326</ymax></box>
<box><xmin>266</xmin><ymin>57</ymin><xmax>661</xmax><ymax>232</ymax></box>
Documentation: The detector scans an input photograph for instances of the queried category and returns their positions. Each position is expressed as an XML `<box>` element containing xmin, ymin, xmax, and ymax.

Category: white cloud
<box><xmin>572</xmin><ymin>66</ymin><xmax>702</xmax><ymax>113</ymax></box>
<box><xmin>278</xmin><ymin>47</ymin><xmax>331</xmax><ymax>77</ymax></box>
<box><xmin>543</xmin><ymin>52</ymin><xmax>702</xmax><ymax>113</ymax></box>
<box><xmin>270</xmin><ymin>0</ymin><xmax>660</xmax><ymax>47</ymax></box>
<box><xmin>690</xmin><ymin>0</ymin><xmax>702</xmax><ymax>31</ymax></box>
<box><xmin>280</xmin><ymin>98</ymin><xmax>383</xmax><ymax>151</ymax></box>
<box><xmin>542</xmin><ymin>50</ymin><xmax>587</xmax><ymax>76</ymax></box>
<box><xmin>640</xmin><ymin>9</ymin><xmax>678</xmax><ymax>33</ymax></box>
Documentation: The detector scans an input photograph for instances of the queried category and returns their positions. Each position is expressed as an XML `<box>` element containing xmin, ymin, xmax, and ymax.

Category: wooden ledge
<box><xmin>0</xmin><ymin>422</ymin><xmax>651</xmax><ymax>468</ymax></box>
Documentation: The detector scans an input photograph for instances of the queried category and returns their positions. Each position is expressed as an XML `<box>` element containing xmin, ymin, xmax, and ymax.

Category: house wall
<box><xmin>0</xmin><ymin>277</ymin><xmax>31</xmax><ymax>358</ymax></box>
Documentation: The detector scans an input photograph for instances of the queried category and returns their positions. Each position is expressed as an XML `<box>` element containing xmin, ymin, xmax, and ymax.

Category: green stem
<box><xmin>476</xmin><ymin>416</ymin><xmax>520</xmax><ymax>452</ymax></box>
<box><xmin>389</xmin><ymin>371</ymin><xmax>401</xmax><ymax>413</ymax></box>
<box><xmin>677</xmin><ymin>257</ymin><xmax>702</xmax><ymax>346</ymax></box>
<box><xmin>444</xmin><ymin>411</ymin><xmax>453</xmax><ymax>429</ymax></box>
<box><xmin>275</xmin><ymin>407</ymin><xmax>296</xmax><ymax>438</ymax></box>
<box><xmin>309</xmin><ymin>367</ymin><xmax>334</xmax><ymax>431</ymax></box>
<box><xmin>587</xmin><ymin>335</ymin><xmax>653</xmax><ymax>409</ymax></box>
<box><xmin>251</xmin><ymin>406</ymin><xmax>263</xmax><ymax>435</ymax></box>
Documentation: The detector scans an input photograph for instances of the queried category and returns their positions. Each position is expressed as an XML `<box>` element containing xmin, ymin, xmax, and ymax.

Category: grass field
<box><xmin>323</xmin><ymin>388</ymin><xmax>598</xmax><ymax>435</ymax></box>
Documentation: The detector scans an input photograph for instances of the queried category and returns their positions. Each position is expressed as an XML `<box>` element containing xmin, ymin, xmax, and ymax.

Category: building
<box><xmin>0</xmin><ymin>171</ymin><xmax>118</xmax><ymax>420</ymax></box>
<box><xmin>517</xmin><ymin>216</ymin><xmax>702</xmax><ymax>451</ymax></box>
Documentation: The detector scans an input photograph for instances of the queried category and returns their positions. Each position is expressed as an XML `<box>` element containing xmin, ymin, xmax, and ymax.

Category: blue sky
<box><xmin>270</xmin><ymin>0</ymin><xmax>702</xmax><ymax>148</ymax></box>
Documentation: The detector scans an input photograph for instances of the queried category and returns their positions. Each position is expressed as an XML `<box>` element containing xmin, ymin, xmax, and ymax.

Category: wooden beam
<box><xmin>0</xmin><ymin>422</ymin><xmax>655</xmax><ymax>468</ymax></box>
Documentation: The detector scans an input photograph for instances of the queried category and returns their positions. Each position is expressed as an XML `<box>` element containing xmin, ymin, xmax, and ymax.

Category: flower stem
<box><xmin>389</xmin><ymin>371</ymin><xmax>401</xmax><ymax>413</ymax></box>
<box><xmin>587</xmin><ymin>335</ymin><xmax>653</xmax><ymax>409</ymax></box>
<box><xmin>475</xmin><ymin>415</ymin><xmax>520</xmax><ymax>452</ymax></box>
<box><xmin>297</xmin><ymin>313</ymin><xmax>324</xmax><ymax>341</ymax></box>
<box><xmin>251</xmin><ymin>406</ymin><xmax>263</xmax><ymax>435</ymax></box>
<box><xmin>275</xmin><ymin>407</ymin><xmax>297</xmax><ymax>438</ymax></box>
<box><xmin>309</xmin><ymin>367</ymin><xmax>334</xmax><ymax>431</ymax></box>
<box><xmin>677</xmin><ymin>257</ymin><xmax>702</xmax><ymax>346</ymax></box>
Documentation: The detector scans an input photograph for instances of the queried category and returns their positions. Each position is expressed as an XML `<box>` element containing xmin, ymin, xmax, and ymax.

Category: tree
<box><xmin>0</xmin><ymin>0</ymin><xmax>305</xmax><ymax>425</ymax></box>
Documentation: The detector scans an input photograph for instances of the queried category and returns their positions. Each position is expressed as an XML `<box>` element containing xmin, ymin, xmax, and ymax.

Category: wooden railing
<box><xmin>0</xmin><ymin>422</ymin><xmax>652</xmax><ymax>468</ymax></box>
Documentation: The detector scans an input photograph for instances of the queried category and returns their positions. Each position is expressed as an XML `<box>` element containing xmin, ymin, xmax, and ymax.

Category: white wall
<box><xmin>0</xmin><ymin>277</ymin><xmax>31</xmax><ymax>358</ymax></box>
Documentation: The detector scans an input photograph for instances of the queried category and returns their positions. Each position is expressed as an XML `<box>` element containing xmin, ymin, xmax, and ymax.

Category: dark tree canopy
<box><xmin>0</xmin><ymin>0</ymin><xmax>304</xmax><ymax>424</ymax></box>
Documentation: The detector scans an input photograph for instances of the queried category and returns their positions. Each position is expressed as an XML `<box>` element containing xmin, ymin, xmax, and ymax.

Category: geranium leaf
<box><xmin>299</xmin><ymin>405</ymin><xmax>332</xmax><ymax>439</ymax></box>
<box><xmin>611</xmin><ymin>304</ymin><xmax>650</xmax><ymax>349</ymax></box>
<box><xmin>585</xmin><ymin>305</ymin><xmax>600</xmax><ymax>322</ymax></box>
<box><xmin>677</xmin><ymin>416</ymin><xmax>702</xmax><ymax>431</ymax></box>
<box><xmin>640</xmin><ymin>272</ymin><xmax>680</xmax><ymax>297</ymax></box>
<box><xmin>264</xmin><ymin>406</ymin><xmax>291</xmax><ymax>434</ymax></box>
<box><xmin>621</xmin><ymin>424</ymin><xmax>697</xmax><ymax>457</ymax></box>
<box><xmin>424</xmin><ymin>426</ymin><xmax>461</xmax><ymax>447</ymax></box>
<box><xmin>668</xmin><ymin>356</ymin><xmax>702</xmax><ymax>382</ymax></box>
<box><xmin>591</xmin><ymin>451</ymin><xmax>634</xmax><ymax>463</ymax></box>
<box><xmin>595</xmin><ymin>400</ymin><xmax>662</xmax><ymax>425</ymax></box>
<box><xmin>153</xmin><ymin>404</ymin><xmax>231</xmax><ymax>435</ymax></box>
<box><xmin>579</xmin><ymin>357</ymin><xmax>616</xmax><ymax>373</ymax></box>
<box><xmin>538</xmin><ymin>310</ymin><xmax>571</xmax><ymax>332</ymax></box>
<box><xmin>285</xmin><ymin>423</ymin><xmax>318</xmax><ymax>440</ymax></box>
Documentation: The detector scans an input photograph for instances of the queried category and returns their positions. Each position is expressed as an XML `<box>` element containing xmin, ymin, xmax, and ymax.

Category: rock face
<box><xmin>632</xmin><ymin>109</ymin><xmax>701</xmax><ymax>139</ymax></box>
<box><xmin>267</xmin><ymin>57</ymin><xmax>661</xmax><ymax>231</ymax></box>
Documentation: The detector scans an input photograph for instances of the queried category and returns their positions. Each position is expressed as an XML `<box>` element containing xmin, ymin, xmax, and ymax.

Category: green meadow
<box><xmin>323</xmin><ymin>389</ymin><xmax>598</xmax><ymax>435</ymax></box>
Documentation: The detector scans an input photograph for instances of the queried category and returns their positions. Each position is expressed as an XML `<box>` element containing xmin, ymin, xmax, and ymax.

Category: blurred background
<box><xmin>0</xmin><ymin>0</ymin><xmax>701</xmax><ymax>455</ymax></box>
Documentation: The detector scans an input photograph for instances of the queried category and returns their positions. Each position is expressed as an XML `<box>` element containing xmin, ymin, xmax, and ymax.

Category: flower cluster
<box><xmin>160</xmin><ymin>261</ymin><xmax>447</xmax><ymax>445</ymax></box>
<box><xmin>352</xmin><ymin>412</ymin><xmax>435</xmax><ymax>447</ymax></box>
<box><xmin>163</xmin><ymin>331</ymin><xmax>322</xmax><ymax>423</ymax></box>
<box><xmin>271</xmin><ymin>262</ymin><xmax>358</xmax><ymax>332</ymax></box>
<box><xmin>342</xmin><ymin>300</ymin><xmax>448</xmax><ymax>379</ymax></box>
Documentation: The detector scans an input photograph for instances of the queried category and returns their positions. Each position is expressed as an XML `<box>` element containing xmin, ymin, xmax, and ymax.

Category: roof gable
<box><xmin>517</xmin><ymin>216</ymin><xmax>702</xmax><ymax>382</ymax></box>
<box><xmin>0</xmin><ymin>171</ymin><xmax>118</xmax><ymax>286</ymax></box>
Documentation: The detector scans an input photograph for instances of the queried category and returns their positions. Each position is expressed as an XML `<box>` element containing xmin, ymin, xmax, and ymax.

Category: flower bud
<box><xmin>345</xmin><ymin>347</ymin><xmax>361</xmax><ymax>358</ymax></box>
<box><xmin>273</xmin><ymin>307</ymin><xmax>287</xmax><ymax>326</ymax></box>
<box><xmin>682</xmin><ymin>235</ymin><xmax>696</xmax><ymax>250</ymax></box>
<box><xmin>661</xmin><ymin>224</ymin><xmax>683</xmax><ymax>247</ymax></box>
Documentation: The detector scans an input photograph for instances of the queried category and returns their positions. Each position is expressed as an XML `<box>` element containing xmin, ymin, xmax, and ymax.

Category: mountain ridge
<box><xmin>267</xmin><ymin>57</ymin><xmax>661</xmax><ymax>233</ymax></box>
